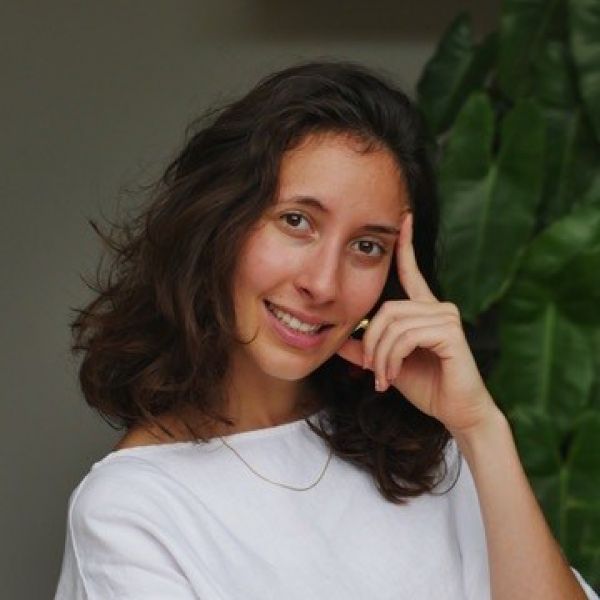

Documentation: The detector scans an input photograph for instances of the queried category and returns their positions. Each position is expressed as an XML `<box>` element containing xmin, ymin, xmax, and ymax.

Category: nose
<box><xmin>294</xmin><ymin>242</ymin><xmax>340</xmax><ymax>304</ymax></box>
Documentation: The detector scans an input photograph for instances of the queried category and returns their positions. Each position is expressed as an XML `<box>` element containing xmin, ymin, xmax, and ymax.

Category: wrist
<box><xmin>449</xmin><ymin>401</ymin><xmax>509</xmax><ymax>450</ymax></box>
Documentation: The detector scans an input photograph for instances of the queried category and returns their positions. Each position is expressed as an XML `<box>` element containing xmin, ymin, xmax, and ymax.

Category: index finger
<box><xmin>396</xmin><ymin>212</ymin><xmax>437</xmax><ymax>302</ymax></box>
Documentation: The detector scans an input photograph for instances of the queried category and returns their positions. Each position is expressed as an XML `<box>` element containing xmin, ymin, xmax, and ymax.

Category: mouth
<box><xmin>264</xmin><ymin>300</ymin><xmax>334</xmax><ymax>334</ymax></box>
<box><xmin>263</xmin><ymin>301</ymin><xmax>333</xmax><ymax>350</ymax></box>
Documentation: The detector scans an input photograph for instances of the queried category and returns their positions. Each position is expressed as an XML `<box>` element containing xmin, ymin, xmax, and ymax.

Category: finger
<box><xmin>396</xmin><ymin>212</ymin><xmax>438</xmax><ymax>302</ymax></box>
<box><xmin>335</xmin><ymin>336</ymin><xmax>364</xmax><ymax>368</ymax></box>
<box><xmin>385</xmin><ymin>317</ymin><xmax>454</xmax><ymax>383</ymax></box>
<box><xmin>384</xmin><ymin>322</ymin><xmax>461</xmax><ymax>390</ymax></box>
<box><xmin>372</xmin><ymin>322</ymin><xmax>403</xmax><ymax>391</ymax></box>
<box><xmin>372</xmin><ymin>317</ymin><xmax>454</xmax><ymax>390</ymax></box>
<box><xmin>362</xmin><ymin>301</ymin><xmax>459</xmax><ymax>368</ymax></box>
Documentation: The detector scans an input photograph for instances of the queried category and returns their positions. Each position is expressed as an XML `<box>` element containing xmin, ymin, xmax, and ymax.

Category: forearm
<box><xmin>452</xmin><ymin>400</ymin><xmax>588</xmax><ymax>600</ymax></box>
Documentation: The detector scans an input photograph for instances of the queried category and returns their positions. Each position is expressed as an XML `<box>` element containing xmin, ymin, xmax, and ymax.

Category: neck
<box><xmin>138</xmin><ymin>356</ymin><xmax>323</xmax><ymax>443</ymax></box>
<box><xmin>221</xmin><ymin>365</ymin><xmax>320</xmax><ymax>432</ymax></box>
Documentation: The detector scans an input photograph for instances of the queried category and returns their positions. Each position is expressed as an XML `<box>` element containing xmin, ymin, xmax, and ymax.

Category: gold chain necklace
<box><xmin>218</xmin><ymin>419</ymin><xmax>334</xmax><ymax>491</ymax></box>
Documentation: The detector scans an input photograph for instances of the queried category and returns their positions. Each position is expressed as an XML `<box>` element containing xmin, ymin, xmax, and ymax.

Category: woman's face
<box><xmin>232</xmin><ymin>131</ymin><xmax>410</xmax><ymax>382</ymax></box>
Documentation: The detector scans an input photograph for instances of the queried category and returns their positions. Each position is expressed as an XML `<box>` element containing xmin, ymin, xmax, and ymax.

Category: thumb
<box><xmin>335</xmin><ymin>337</ymin><xmax>364</xmax><ymax>368</ymax></box>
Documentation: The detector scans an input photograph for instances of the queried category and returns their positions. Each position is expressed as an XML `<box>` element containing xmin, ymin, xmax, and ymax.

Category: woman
<box><xmin>54</xmin><ymin>60</ymin><xmax>597</xmax><ymax>599</ymax></box>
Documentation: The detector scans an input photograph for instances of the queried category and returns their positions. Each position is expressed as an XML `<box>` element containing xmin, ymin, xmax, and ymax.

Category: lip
<box><xmin>265</xmin><ymin>300</ymin><xmax>333</xmax><ymax>326</ymax></box>
<box><xmin>263</xmin><ymin>301</ymin><xmax>333</xmax><ymax>350</ymax></box>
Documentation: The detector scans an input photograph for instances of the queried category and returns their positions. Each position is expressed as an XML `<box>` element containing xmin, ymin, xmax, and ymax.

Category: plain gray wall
<box><xmin>1</xmin><ymin>2</ymin><xmax>499</xmax><ymax>597</ymax></box>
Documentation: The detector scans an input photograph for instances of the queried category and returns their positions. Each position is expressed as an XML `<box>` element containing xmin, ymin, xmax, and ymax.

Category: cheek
<box><xmin>235</xmin><ymin>232</ymin><xmax>293</xmax><ymax>291</ymax></box>
<box><xmin>345</xmin><ymin>269</ymin><xmax>389</xmax><ymax>318</ymax></box>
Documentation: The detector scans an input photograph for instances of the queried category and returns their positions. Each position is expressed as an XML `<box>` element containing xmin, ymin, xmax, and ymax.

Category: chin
<box><xmin>263</xmin><ymin>361</ymin><xmax>317</xmax><ymax>381</ymax></box>
<box><xmin>254</xmin><ymin>351</ymin><xmax>323</xmax><ymax>381</ymax></box>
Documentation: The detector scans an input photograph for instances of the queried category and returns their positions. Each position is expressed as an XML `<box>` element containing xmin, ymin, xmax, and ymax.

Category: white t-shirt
<box><xmin>54</xmin><ymin>409</ymin><xmax>598</xmax><ymax>599</ymax></box>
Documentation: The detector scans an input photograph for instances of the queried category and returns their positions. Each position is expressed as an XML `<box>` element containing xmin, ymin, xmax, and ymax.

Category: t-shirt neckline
<box><xmin>103</xmin><ymin>407</ymin><xmax>328</xmax><ymax>459</ymax></box>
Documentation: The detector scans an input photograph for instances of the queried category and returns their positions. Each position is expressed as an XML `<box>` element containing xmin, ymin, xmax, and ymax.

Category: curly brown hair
<box><xmin>71</xmin><ymin>59</ymin><xmax>458</xmax><ymax>504</ymax></box>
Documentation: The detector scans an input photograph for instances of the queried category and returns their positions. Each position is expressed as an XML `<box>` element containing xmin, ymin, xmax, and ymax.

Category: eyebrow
<box><xmin>281</xmin><ymin>195</ymin><xmax>401</xmax><ymax>236</ymax></box>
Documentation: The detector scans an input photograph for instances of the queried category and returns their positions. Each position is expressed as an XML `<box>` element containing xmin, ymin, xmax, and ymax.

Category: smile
<box><xmin>265</xmin><ymin>301</ymin><xmax>329</xmax><ymax>334</ymax></box>
<box><xmin>263</xmin><ymin>300</ymin><xmax>334</xmax><ymax>349</ymax></box>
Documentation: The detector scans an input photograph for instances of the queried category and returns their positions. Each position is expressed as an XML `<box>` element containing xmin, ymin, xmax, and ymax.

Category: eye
<box><xmin>353</xmin><ymin>240</ymin><xmax>388</xmax><ymax>258</ymax></box>
<box><xmin>280</xmin><ymin>212</ymin><xmax>311</xmax><ymax>232</ymax></box>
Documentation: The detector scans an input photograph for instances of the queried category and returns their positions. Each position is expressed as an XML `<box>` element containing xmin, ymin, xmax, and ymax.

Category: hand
<box><xmin>336</xmin><ymin>212</ymin><xmax>499</xmax><ymax>436</ymax></box>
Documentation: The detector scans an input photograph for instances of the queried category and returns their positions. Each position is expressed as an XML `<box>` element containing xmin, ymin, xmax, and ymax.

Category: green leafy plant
<box><xmin>416</xmin><ymin>0</ymin><xmax>600</xmax><ymax>587</ymax></box>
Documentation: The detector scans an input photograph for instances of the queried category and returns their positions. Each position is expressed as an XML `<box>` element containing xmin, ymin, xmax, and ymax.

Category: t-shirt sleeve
<box><xmin>54</xmin><ymin>460</ymin><xmax>199</xmax><ymax>600</ymax></box>
<box><xmin>447</xmin><ymin>439</ymin><xmax>599</xmax><ymax>600</ymax></box>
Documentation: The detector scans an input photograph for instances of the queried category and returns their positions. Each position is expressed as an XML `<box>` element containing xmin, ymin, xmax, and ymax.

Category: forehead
<box><xmin>276</xmin><ymin>131</ymin><xmax>409</xmax><ymax>218</ymax></box>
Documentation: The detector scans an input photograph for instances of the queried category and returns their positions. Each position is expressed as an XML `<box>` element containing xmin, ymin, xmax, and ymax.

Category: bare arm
<box><xmin>348</xmin><ymin>213</ymin><xmax>595</xmax><ymax>598</ymax></box>
<box><xmin>452</xmin><ymin>397</ymin><xmax>589</xmax><ymax>600</ymax></box>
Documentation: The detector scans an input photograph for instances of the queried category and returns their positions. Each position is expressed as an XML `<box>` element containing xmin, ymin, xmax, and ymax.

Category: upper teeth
<box><xmin>268</xmin><ymin>303</ymin><xmax>323</xmax><ymax>333</ymax></box>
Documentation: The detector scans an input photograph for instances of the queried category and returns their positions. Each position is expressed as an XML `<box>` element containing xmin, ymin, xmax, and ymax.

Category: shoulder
<box><xmin>60</xmin><ymin>458</ymin><xmax>197</xmax><ymax>598</ymax></box>
<box><xmin>67</xmin><ymin>455</ymin><xmax>174</xmax><ymax>530</ymax></box>
<box><xmin>65</xmin><ymin>456</ymin><xmax>188</xmax><ymax>562</ymax></box>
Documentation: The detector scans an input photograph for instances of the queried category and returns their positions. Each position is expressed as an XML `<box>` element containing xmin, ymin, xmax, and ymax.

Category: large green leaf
<box><xmin>488</xmin><ymin>302</ymin><xmax>594</xmax><ymax>426</ymax></box>
<box><xmin>510</xmin><ymin>408</ymin><xmax>600</xmax><ymax>586</ymax></box>
<box><xmin>417</xmin><ymin>13</ymin><xmax>496</xmax><ymax>136</ymax></box>
<box><xmin>579</xmin><ymin>172</ymin><xmax>600</xmax><ymax>209</ymax></box>
<box><xmin>554</xmin><ymin>244</ymin><xmax>600</xmax><ymax>323</ymax></box>
<box><xmin>561</xmin><ymin>412</ymin><xmax>600</xmax><ymax>584</ymax></box>
<box><xmin>511</xmin><ymin>202</ymin><xmax>600</xmax><ymax>295</ymax></box>
<box><xmin>438</xmin><ymin>94</ymin><xmax>545</xmax><ymax>321</ymax></box>
<box><xmin>509</xmin><ymin>407</ymin><xmax>563</xmax><ymax>528</ymax></box>
<box><xmin>487</xmin><ymin>204</ymin><xmax>600</xmax><ymax>424</ymax></box>
<box><xmin>532</xmin><ymin>38</ymin><xmax>579</xmax><ymax>109</ymax></box>
<box><xmin>569</xmin><ymin>0</ymin><xmax>600</xmax><ymax>144</ymax></box>
<box><xmin>498</xmin><ymin>0</ymin><xmax>565</xmax><ymax>100</ymax></box>
<box><xmin>538</xmin><ymin>107</ymin><xmax>600</xmax><ymax>228</ymax></box>
<box><xmin>588</xmin><ymin>328</ymin><xmax>600</xmax><ymax>411</ymax></box>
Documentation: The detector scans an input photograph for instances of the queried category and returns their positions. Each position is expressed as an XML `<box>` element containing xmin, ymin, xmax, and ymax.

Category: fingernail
<box><xmin>375</xmin><ymin>378</ymin><xmax>387</xmax><ymax>392</ymax></box>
